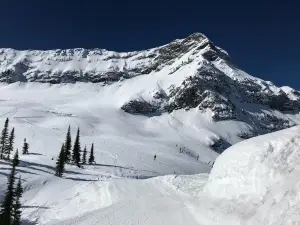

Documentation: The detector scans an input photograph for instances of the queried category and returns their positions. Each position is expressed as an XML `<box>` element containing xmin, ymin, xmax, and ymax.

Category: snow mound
<box><xmin>203</xmin><ymin>126</ymin><xmax>300</xmax><ymax>225</ymax></box>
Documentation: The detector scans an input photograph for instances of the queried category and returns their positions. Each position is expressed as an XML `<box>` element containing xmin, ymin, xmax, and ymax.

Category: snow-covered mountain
<box><xmin>0</xmin><ymin>33</ymin><xmax>300</xmax><ymax>224</ymax></box>
<box><xmin>1</xmin><ymin>33</ymin><xmax>299</xmax><ymax>144</ymax></box>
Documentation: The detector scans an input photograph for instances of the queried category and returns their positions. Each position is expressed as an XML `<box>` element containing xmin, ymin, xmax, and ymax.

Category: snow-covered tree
<box><xmin>0</xmin><ymin>118</ymin><xmax>9</xmax><ymax>159</ymax></box>
<box><xmin>82</xmin><ymin>146</ymin><xmax>87</xmax><ymax>164</ymax></box>
<box><xmin>72</xmin><ymin>128</ymin><xmax>81</xmax><ymax>166</ymax></box>
<box><xmin>22</xmin><ymin>138</ymin><xmax>29</xmax><ymax>155</ymax></box>
<box><xmin>7</xmin><ymin>127</ymin><xmax>15</xmax><ymax>160</ymax></box>
<box><xmin>55</xmin><ymin>144</ymin><xmax>66</xmax><ymax>178</ymax></box>
<box><xmin>64</xmin><ymin>125</ymin><xmax>72</xmax><ymax>162</ymax></box>
<box><xmin>12</xmin><ymin>149</ymin><xmax>19</xmax><ymax>167</ymax></box>
<box><xmin>88</xmin><ymin>143</ymin><xmax>95</xmax><ymax>164</ymax></box>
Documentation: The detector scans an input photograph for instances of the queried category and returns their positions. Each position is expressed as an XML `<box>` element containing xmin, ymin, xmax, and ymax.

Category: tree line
<box><xmin>55</xmin><ymin>125</ymin><xmax>95</xmax><ymax>177</ymax></box>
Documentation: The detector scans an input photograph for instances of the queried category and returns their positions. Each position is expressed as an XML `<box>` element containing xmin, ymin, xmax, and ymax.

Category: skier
<box><xmin>154</xmin><ymin>154</ymin><xmax>157</xmax><ymax>161</ymax></box>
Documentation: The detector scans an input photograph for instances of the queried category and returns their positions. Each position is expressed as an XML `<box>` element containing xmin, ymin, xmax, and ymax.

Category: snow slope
<box><xmin>53</xmin><ymin>126</ymin><xmax>300</xmax><ymax>225</ymax></box>
<box><xmin>0</xmin><ymin>81</ymin><xmax>222</xmax><ymax>177</ymax></box>
<box><xmin>1</xmin><ymin>126</ymin><xmax>299</xmax><ymax>225</ymax></box>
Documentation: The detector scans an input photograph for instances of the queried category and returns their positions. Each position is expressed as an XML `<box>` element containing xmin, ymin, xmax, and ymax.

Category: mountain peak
<box><xmin>185</xmin><ymin>32</ymin><xmax>208</xmax><ymax>42</ymax></box>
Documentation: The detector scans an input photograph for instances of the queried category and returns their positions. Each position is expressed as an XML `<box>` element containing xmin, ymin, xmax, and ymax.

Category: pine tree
<box><xmin>55</xmin><ymin>144</ymin><xmax>66</xmax><ymax>177</ymax></box>
<box><xmin>12</xmin><ymin>150</ymin><xmax>19</xmax><ymax>167</ymax></box>
<box><xmin>82</xmin><ymin>146</ymin><xmax>87</xmax><ymax>164</ymax></box>
<box><xmin>88</xmin><ymin>143</ymin><xmax>95</xmax><ymax>164</ymax></box>
<box><xmin>12</xmin><ymin>177</ymin><xmax>23</xmax><ymax>225</ymax></box>
<box><xmin>64</xmin><ymin>125</ymin><xmax>72</xmax><ymax>162</ymax></box>
<box><xmin>22</xmin><ymin>138</ymin><xmax>29</xmax><ymax>155</ymax></box>
<box><xmin>0</xmin><ymin>118</ymin><xmax>9</xmax><ymax>159</ymax></box>
<box><xmin>72</xmin><ymin>128</ymin><xmax>81</xmax><ymax>166</ymax></box>
<box><xmin>7</xmin><ymin>127</ymin><xmax>15</xmax><ymax>160</ymax></box>
<box><xmin>0</xmin><ymin>164</ymin><xmax>16</xmax><ymax>224</ymax></box>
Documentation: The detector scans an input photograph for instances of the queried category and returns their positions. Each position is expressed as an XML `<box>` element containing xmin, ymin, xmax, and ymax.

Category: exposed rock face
<box><xmin>0</xmin><ymin>32</ymin><xmax>299</xmax><ymax>142</ymax></box>
<box><xmin>121</xmin><ymin>100</ymin><xmax>158</xmax><ymax>115</ymax></box>
<box><xmin>164</xmin><ymin>64</ymin><xmax>298</xmax><ymax>134</ymax></box>
<box><xmin>210</xmin><ymin>138</ymin><xmax>232</xmax><ymax>154</ymax></box>
<box><xmin>198</xmin><ymin>91</ymin><xmax>236</xmax><ymax>121</ymax></box>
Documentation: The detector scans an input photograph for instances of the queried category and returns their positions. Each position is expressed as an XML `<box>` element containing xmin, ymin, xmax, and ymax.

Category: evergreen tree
<box><xmin>12</xmin><ymin>177</ymin><xmax>23</xmax><ymax>225</ymax></box>
<box><xmin>55</xmin><ymin>144</ymin><xmax>66</xmax><ymax>177</ymax></box>
<box><xmin>82</xmin><ymin>146</ymin><xmax>87</xmax><ymax>164</ymax></box>
<box><xmin>0</xmin><ymin>164</ymin><xmax>16</xmax><ymax>224</ymax></box>
<box><xmin>88</xmin><ymin>143</ymin><xmax>95</xmax><ymax>164</ymax></box>
<box><xmin>22</xmin><ymin>138</ymin><xmax>29</xmax><ymax>155</ymax></box>
<box><xmin>12</xmin><ymin>150</ymin><xmax>19</xmax><ymax>167</ymax></box>
<box><xmin>72</xmin><ymin>128</ymin><xmax>81</xmax><ymax>166</ymax></box>
<box><xmin>0</xmin><ymin>118</ymin><xmax>9</xmax><ymax>159</ymax></box>
<box><xmin>64</xmin><ymin>125</ymin><xmax>72</xmax><ymax>162</ymax></box>
<box><xmin>7</xmin><ymin>127</ymin><xmax>15</xmax><ymax>160</ymax></box>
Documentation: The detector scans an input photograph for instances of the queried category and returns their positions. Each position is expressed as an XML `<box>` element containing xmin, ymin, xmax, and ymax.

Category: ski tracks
<box><xmin>0</xmin><ymin>107</ymin><xmax>18</xmax><ymax>118</ymax></box>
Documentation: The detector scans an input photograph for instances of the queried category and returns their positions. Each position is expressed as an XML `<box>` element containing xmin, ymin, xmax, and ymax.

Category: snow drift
<box><xmin>199</xmin><ymin>126</ymin><xmax>300</xmax><ymax>225</ymax></box>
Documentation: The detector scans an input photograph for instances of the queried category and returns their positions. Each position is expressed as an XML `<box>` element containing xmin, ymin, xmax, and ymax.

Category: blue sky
<box><xmin>0</xmin><ymin>0</ymin><xmax>299</xmax><ymax>89</ymax></box>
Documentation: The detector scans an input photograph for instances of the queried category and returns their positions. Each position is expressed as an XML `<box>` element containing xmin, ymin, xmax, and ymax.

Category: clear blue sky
<box><xmin>0</xmin><ymin>0</ymin><xmax>299</xmax><ymax>89</ymax></box>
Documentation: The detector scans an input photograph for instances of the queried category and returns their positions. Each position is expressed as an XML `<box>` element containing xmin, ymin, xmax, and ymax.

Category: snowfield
<box><xmin>0</xmin><ymin>81</ymin><xmax>299</xmax><ymax>224</ymax></box>
<box><xmin>0</xmin><ymin>81</ymin><xmax>217</xmax><ymax>224</ymax></box>
<box><xmin>0</xmin><ymin>82</ymin><xmax>220</xmax><ymax>178</ymax></box>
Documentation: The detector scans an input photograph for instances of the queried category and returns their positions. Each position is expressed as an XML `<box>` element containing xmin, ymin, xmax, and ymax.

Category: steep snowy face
<box><xmin>202</xmin><ymin>126</ymin><xmax>300</xmax><ymax>225</ymax></box>
<box><xmin>0</xmin><ymin>33</ymin><xmax>300</xmax><ymax>142</ymax></box>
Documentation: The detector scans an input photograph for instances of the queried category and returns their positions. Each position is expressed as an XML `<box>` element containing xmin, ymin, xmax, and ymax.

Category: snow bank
<box><xmin>202</xmin><ymin>126</ymin><xmax>300</xmax><ymax>225</ymax></box>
